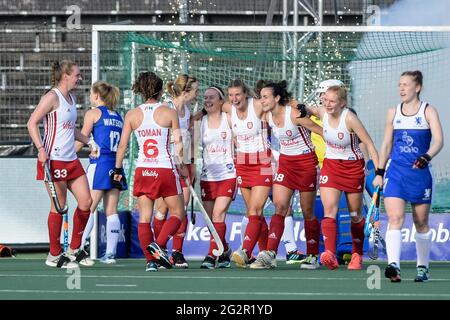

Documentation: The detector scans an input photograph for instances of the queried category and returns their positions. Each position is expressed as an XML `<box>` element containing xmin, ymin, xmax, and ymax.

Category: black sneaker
<box><xmin>171</xmin><ymin>251</ymin><xmax>189</xmax><ymax>268</ymax></box>
<box><xmin>285</xmin><ymin>250</ymin><xmax>307</xmax><ymax>265</ymax></box>
<box><xmin>147</xmin><ymin>242</ymin><xmax>172</xmax><ymax>269</ymax></box>
<box><xmin>200</xmin><ymin>255</ymin><xmax>216</xmax><ymax>269</ymax></box>
<box><xmin>385</xmin><ymin>262</ymin><xmax>401</xmax><ymax>282</ymax></box>
<box><xmin>414</xmin><ymin>265</ymin><xmax>430</xmax><ymax>282</ymax></box>
<box><xmin>217</xmin><ymin>248</ymin><xmax>231</xmax><ymax>268</ymax></box>
<box><xmin>146</xmin><ymin>261</ymin><xmax>158</xmax><ymax>272</ymax></box>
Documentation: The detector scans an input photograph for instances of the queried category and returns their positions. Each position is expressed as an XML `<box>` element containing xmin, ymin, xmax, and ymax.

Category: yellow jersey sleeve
<box><xmin>311</xmin><ymin>116</ymin><xmax>325</xmax><ymax>168</ymax></box>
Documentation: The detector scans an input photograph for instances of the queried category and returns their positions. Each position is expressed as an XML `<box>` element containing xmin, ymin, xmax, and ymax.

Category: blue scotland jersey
<box><xmin>90</xmin><ymin>106</ymin><xmax>124</xmax><ymax>163</ymax></box>
<box><xmin>384</xmin><ymin>102</ymin><xmax>433</xmax><ymax>204</ymax></box>
<box><xmin>390</xmin><ymin>102</ymin><xmax>431</xmax><ymax>167</ymax></box>
<box><xmin>86</xmin><ymin>106</ymin><xmax>127</xmax><ymax>191</ymax></box>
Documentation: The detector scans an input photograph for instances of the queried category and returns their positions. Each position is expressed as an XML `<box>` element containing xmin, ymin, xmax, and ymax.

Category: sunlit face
<box><xmin>323</xmin><ymin>90</ymin><xmax>345</xmax><ymax>114</ymax></box>
<box><xmin>399</xmin><ymin>75</ymin><xmax>420</xmax><ymax>103</ymax></box>
<box><xmin>64</xmin><ymin>65</ymin><xmax>82</xmax><ymax>90</ymax></box>
<box><xmin>259</xmin><ymin>87</ymin><xmax>279</xmax><ymax>112</ymax></box>
<box><xmin>228</xmin><ymin>86</ymin><xmax>247</xmax><ymax>109</ymax></box>
<box><xmin>203</xmin><ymin>88</ymin><xmax>223</xmax><ymax>113</ymax></box>
<box><xmin>184</xmin><ymin>81</ymin><xmax>199</xmax><ymax>103</ymax></box>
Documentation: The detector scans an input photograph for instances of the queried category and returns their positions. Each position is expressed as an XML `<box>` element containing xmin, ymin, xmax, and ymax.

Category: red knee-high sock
<box><xmin>208</xmin><ymin>222</ymin><xmax>227</xmax><ymax>256</ymax></box>
<box><xmin>267</xmin><ymin>214</ymin><xmax>285</xmax><ymax>252</ymax></box>
<box><xmin>157</xmin><ymin>216</ymin><xmax>182</xmax><ymax>248</ymax></box>
<box><xmin>172</xmin><ymin>215</ymin><xmax>188</xmax><ymax>252</ymax></box>
<box><xmin>258</xmin><ymin>216</ymin><xmax>268</xmax><ymax>251</ymax></box>
<box><xmin>138</xmin><ymin>223</ymin><xmax>154</xmax><ymax>262</ymax></box>
<box><xmin>351</xmin><ymin>218</ymin><xmax>365</xmax><ymax>255</ymax></box>
<box><xmin>242</xmin><ymin>215</ymin><xmax>262</xmax><ymax>258</ymax></box>
<box><xmin>153</xmin><ymin>217</ymin><xmax>166</xmax><ymax>240</ymax></box>
<box><xmin>321</xmin><ymin>217</ymin><xmax>337</xmax><ymax>254</ymax></box>
<box><xmin>305</xmin><ymin>218</ymin><xmax>320</xmax><ymax>255</ymax></box>
<box><xmin>70</xmin><ymin>207</ymin><xmax>90</xmax><ymax>251</ymax></box>
<box><xmin>48</xmin><ymin>211</ymin><xmax>63</xmax><ymax>256</ymax></box>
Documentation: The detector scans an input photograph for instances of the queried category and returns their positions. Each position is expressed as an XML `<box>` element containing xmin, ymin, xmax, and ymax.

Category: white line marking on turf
<box><xmin>95</xmin><ymin>284</ymin><xmax>137</xmax><ymax>287</ymax></box>
<box><xmin>1</xmin><ymin>289</ymin><xmax>450</xmax><ymax>298</ymax></box>
<box><xmin>0</xmin><ymin>274</ymin><xmax>449</xmax><ymax>281</ymax></box>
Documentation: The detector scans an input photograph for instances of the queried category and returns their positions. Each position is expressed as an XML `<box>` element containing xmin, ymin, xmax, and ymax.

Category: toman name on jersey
<box><xmin>134</xmin><ymin>103</ymin><xmax>174</xmax><ymax>169</ymax></box>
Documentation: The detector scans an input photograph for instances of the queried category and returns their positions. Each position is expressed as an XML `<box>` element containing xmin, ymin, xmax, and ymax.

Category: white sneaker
<box><xmin>99</xmin><ymin>253</ymin><xmax>116</xmax><ymax>264</ymax></box>
<box><xmin>250</xmin><ymin>250</ymin><xmax>276</xmax><ymax>269</ymax></box>
<box><xmin>45</xmin><ymin>252</ymin><xmax>78</xmax><ymax>269</ymax></box>
<box><xmin>67</xmin><ymin>248</ymin><xmax>95</xmax><ymax>267</ymax></box>
<box><xmin>231</xmin><ymin>249</ymin><xmax>249</xmax><ymax>268</ymax></box>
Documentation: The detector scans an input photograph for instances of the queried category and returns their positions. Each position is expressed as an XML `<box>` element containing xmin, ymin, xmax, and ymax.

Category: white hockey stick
<box><xmin>185</xmin><ymin>178</ymin><xmax>224</xmax><ymax>257</ymax></box>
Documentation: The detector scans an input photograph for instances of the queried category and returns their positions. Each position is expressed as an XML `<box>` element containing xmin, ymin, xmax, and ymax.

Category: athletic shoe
<box><xmin>385</xmin><ymin>262</ymin><xmax>401</xmax><ymax>282</ymax></box>
<box><xmin>67</xmin><ymin>248</ymin><xmax>95</xmax><ymax>266</ymax></box>
<box><xmin>347</xmin><ymin>253</ymin><xmax>363</xmax><ymax>270</ymax></box>
<box><xmin>145</xmin><ymin>261</ymin><xmax>158</xmax><ymax>272</ymax></box>
<box><xmin>200</xmin><ymin>255</ymin><xmax>216</xmax><ymax>269</ymax></box>
<box><xmin>99</xmin><ymin>253</ymin><xmax>116</xmax><ymax>264</ymax></box>
<box><xmin>45</xmin><ymin>252</ymin><xmax>78</xmax><ymax>269</ymax></box>
<box><xmin>147</xmin><ymin>242</ymin><xmax>172</xmax><ymax>269</ymax></box>
<box><xmin>414</xmin><ymin>265</ymin><xmax>430</xmax><ymax>282</ymax></box>
<box><xmin>320</xmin><ymin>250</ymin><xmax>339</xmax><ymax>270</ymax></box>
<box><xmin>250</xmin><ymin>250</ymin><xmax>276</xmax><ymax>269</ymax></box>
<box><xmin>285</xmin><ymin>250</ymin><xmax>307</xmax><ymax>265</ymax></box>
<box><xmin>300</xmin><ymin>254</ymin><xmax>319</xmax><ymax>270</ymax></box>
<box><xmin>171</xmin><ymin>251</ymin><xmax>189</xmax><ymax>268</ymax></box>
<box><xmin>231</xmin><ymin>249</ymin><xmax>249</xmax><ymax>268</ymax></box>
<box><xmin>217</xmin><ymin>248</ymin><xmax>232</xmax><ymax>268</ymax></box>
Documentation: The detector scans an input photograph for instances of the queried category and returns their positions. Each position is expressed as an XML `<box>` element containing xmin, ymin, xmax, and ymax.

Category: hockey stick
<box><xmin>185</xmin><ymin>178</ymin><xmax>224</xmax><ymax>257</ymax></box>
<box><xmin>364</xmin><ymin>186</ymin><xmax>380</xmax><ymax>237</ymax></box>
<box><xmin>190</xmin><ymin>194</ymin><xmax>196</xmax><ymax>225</ymax></box>
<box><xmin>44</xmin><ymin>161</ymin><xmax>69</xmax><ymax>251</ymax></box>
<box><xmin>365</xmin><ymin>186</ymin><xmax>386</xmax><ymax>260</ymax></box>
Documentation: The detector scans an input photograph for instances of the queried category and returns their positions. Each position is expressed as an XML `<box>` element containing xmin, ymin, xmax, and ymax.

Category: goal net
<box><xmin>92</xmin><ymin>25</ymin><xmax>450</xmax><ymax>214</ymax></box>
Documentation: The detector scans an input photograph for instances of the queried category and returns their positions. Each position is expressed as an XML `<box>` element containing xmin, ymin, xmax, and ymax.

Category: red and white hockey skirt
<box><xmin>36</xmin><ymin>158</ymin><xmax>85</xmax><ymax>181</ymax></box>
<box><xmin>274</xmin><ymin>151</ymin><xmax>319</xmax><ymax>192</ymax></box>
<box><xmin>133</xmin><ymin>167</ymin><xmax>182</xmax><ymax>200</ymax></box>
<box><xmin>200</xmin><ymin>178</ymin><xmax>237</xmax><ymax>201</ymax></box>
<box><xmin>319</xmin><ymin>158</ymin><xmax>365</xmax><ymax>193</ymax></box>
<box><xmin>235</xmin><ymin>151</ymin><xmax>272</xmax><ymax>188</ymax></box>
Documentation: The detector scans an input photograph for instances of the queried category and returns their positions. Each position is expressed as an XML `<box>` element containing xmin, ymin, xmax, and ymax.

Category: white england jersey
<box><xmin>200</xmin><ymin>112</ymin><xmax>236</xmax><ymax>181</ymax></box>
<box><xmin>134</xmin><ymin>103</ymin><xmax>175</xmax><ymax>169</ymax></box>
<box><xmin>268</xmin><ymin>106</ymin><xmax>315</xmax><ymax>156</ymax></box>
<box><xmin>167</xmin><ymin>99</ymin><xmax>192</xmax><ymax>164</ymax></box>
<box><xmin>44</xmin><ymin>88</ymin><xmax>78</xmax><ymax>161</ymax></box>
<box><xmin>323</xmin><ymin>108</ymin><xmax>363</xmax><ymax>160</ymax></box>
<box><xmin>231</xmin><ymin>98</ymin><xmax>267</xmax><ymax>154</ymax></box>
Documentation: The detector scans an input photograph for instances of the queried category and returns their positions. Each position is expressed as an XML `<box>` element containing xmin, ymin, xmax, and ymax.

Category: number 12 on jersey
<box><xmin>110</xmin><ymin>131</ymin><xmax>120</xmax><ymax>152</ymax></box>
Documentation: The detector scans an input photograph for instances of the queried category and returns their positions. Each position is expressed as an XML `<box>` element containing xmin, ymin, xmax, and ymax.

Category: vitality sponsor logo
<box><xmin>142</xmin><ymin>169</ymin><xmax>159</xmax><ymax>178</ymax></box>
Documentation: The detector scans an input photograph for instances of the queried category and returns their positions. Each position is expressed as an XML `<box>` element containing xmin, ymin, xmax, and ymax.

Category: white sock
<box><xmin>240</xmin><ymin>216</ymin><xmax>249</xmax><ymax>248</ymax></box>
<box><xmin>106</xmin><ymin>214</ymin><xmax>121</xmax><ymax>255</ymax></box>
<box><xmin>386</xmin><ymin>229</ymin><xmax>402</xmax><ymax>269</ymax></box>
<box><xmin>81</xmin><ymin>213</ymin><xmax>94</xmax><ymax>249</ymax></box>
<box><xmin>415</xmin><ymin>229</ymin><xmax>432</xmax><ymax>268</ymax></box>
<box><xmin>282</xmin><ymin>216</ymin><xmax>297</xmax><ymax>253</ymax></box>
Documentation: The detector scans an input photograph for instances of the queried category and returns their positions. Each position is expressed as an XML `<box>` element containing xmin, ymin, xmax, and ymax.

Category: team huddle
<box><xmin>27</xmin><ymin>60</ymin><xmax>443</xmax><ymax>283</ymax></box>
